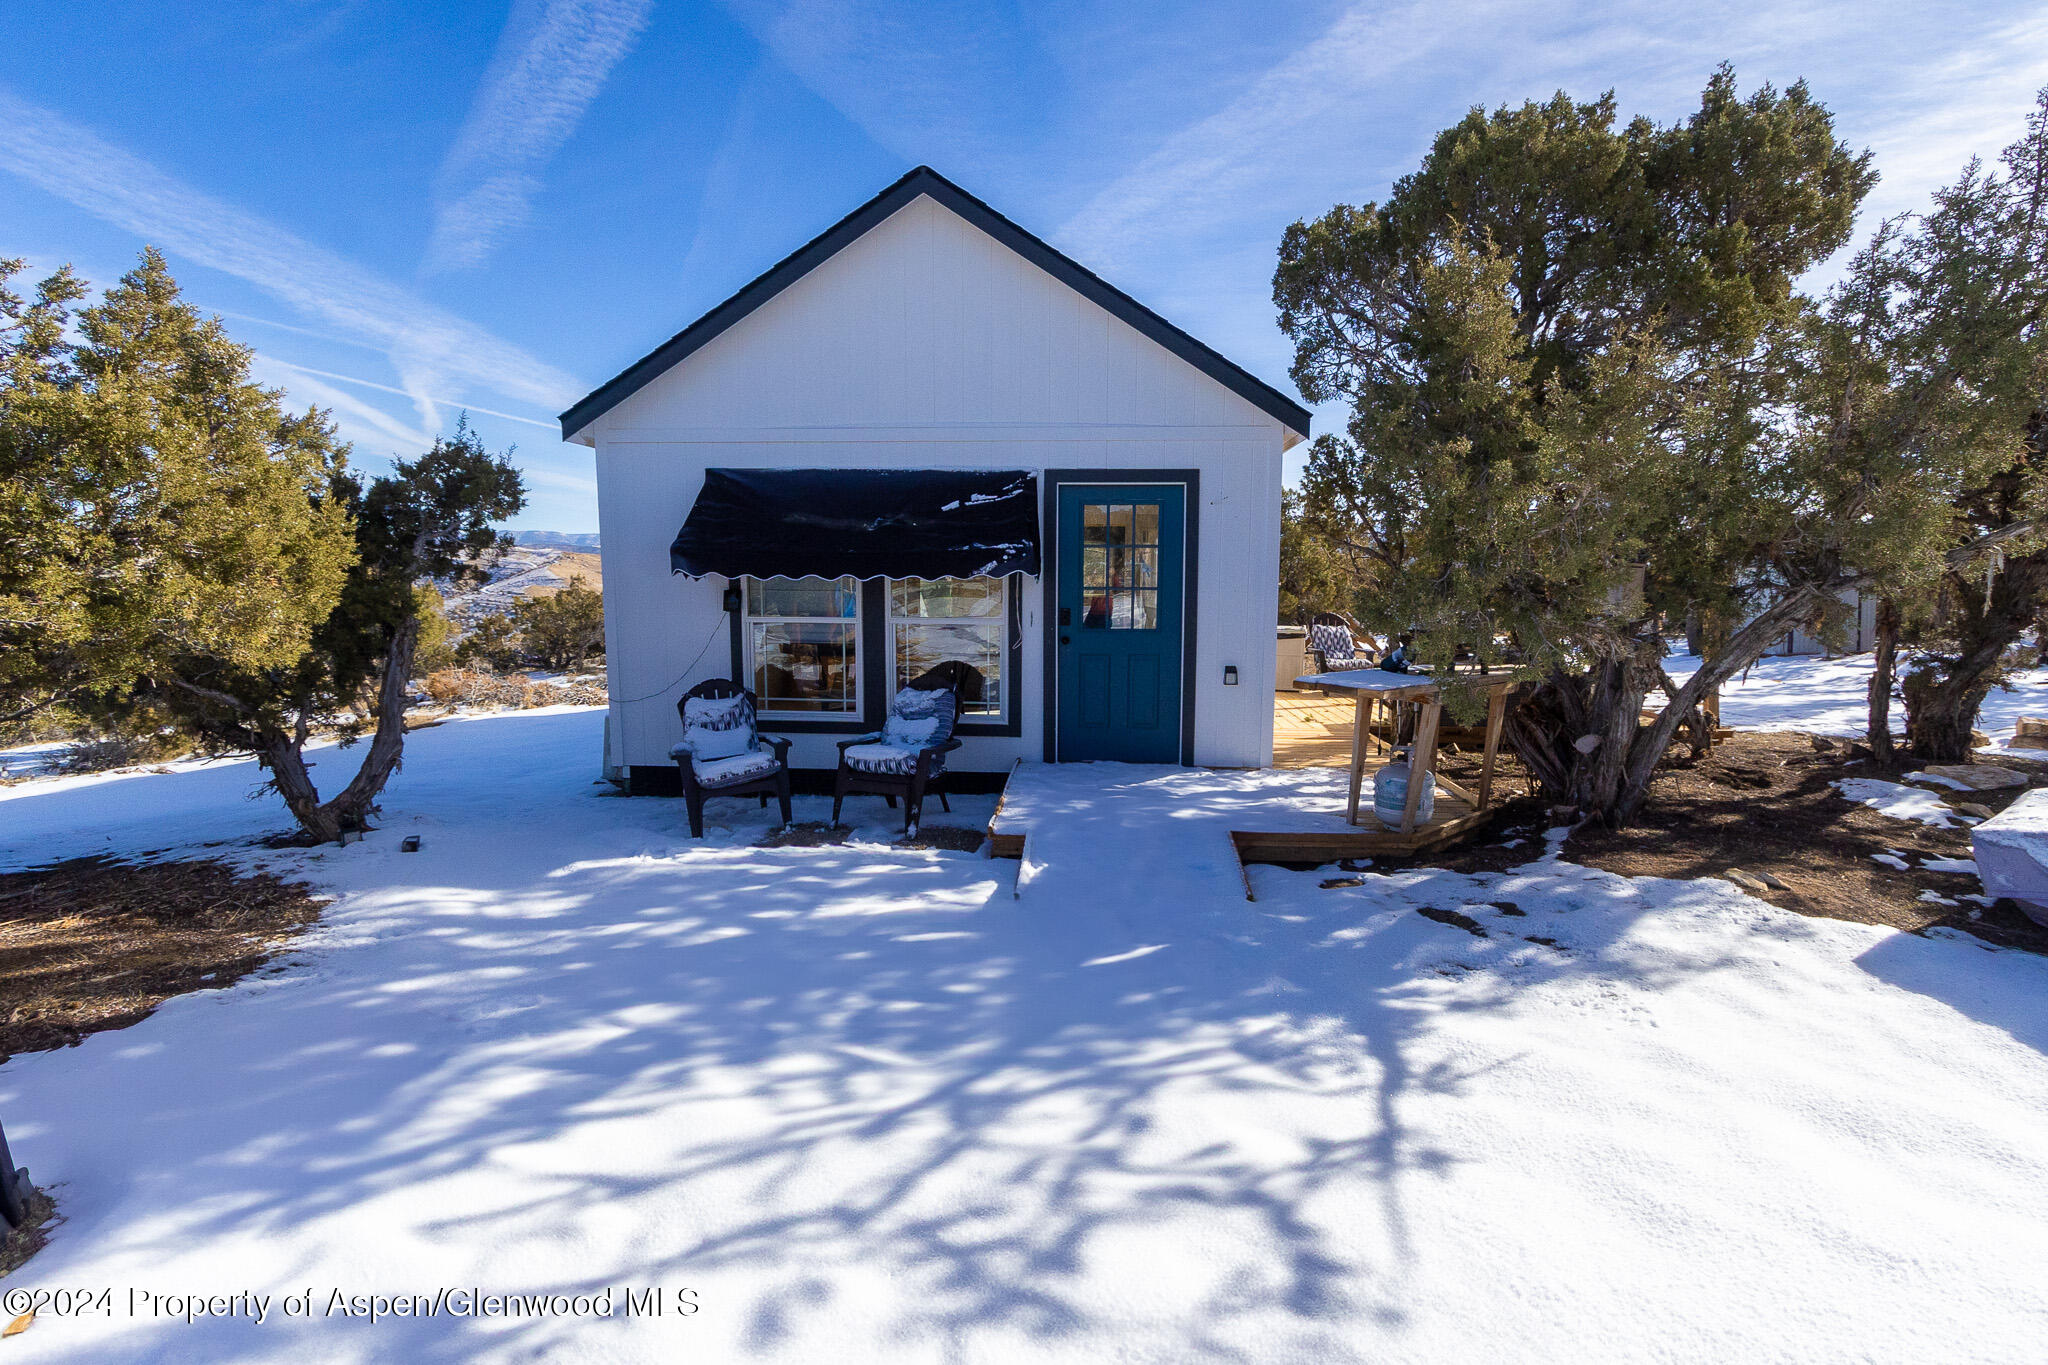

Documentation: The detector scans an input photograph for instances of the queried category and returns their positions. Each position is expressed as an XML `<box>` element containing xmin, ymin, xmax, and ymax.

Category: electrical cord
<box><xmin>608</xmin><ymin>612</ymin><xmax>730</xmax><ymax>706</ymax></box>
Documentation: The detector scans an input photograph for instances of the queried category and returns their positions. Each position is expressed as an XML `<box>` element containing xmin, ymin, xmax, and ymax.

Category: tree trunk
<box><xmin>320</xmin><ymin>613</ymin><xmax>420</xmax><ymax>834</ymax></box>
<box><xmin>1902</xmin><ymin>551</ymin><xmax>2048</xmax><ymax>761</ymax></box>
<box><xmin>250</xmin><ymin>613</ymin><xmax>421</xmax><ymax>843</ymax></box>
<box><xmin>1867</xmin><ymin>597</ymin><xmax>1900</xmax><ymax>764</ymax></box>
<box><xmin>1504</xmin><ymin>586</ymin><xmax>1828</xmax><ymax>829</ymax></box>
<box><xmin>258</xmin><ymin>730</ymin><xmax>344</xmax><ymax>843</ymax></box>
<box><xmin>1901</xmin><ymin>662</ymin><xmax>1992</xmax><ymax>763</ymax></box>
<box><xmin>1572</xmin><ymin>647</ymin><xmax>1658</xmax><ymax>824</ymax></box>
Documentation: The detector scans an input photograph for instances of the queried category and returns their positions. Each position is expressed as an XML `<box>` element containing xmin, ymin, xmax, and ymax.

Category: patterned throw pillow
<box><xmin>682</xmin><ymin>693</ymin><xmax>755</xmax><ymax>761</ymax></box>
<box><xmin>883</xmin><ymin>686</ymin><xmax>955</xmax><ymax>750</ymax></box>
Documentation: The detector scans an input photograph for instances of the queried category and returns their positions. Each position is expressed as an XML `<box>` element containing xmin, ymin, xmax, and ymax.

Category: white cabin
<box><xmin>560</xmin><ymin>167</ymin><xmax>1310</xmax><ymax>793</ymax></box>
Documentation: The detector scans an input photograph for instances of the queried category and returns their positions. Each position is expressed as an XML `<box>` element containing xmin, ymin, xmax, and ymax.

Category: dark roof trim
<box><xmin>558</xmin><ymin>166</ymin><xmax>1312</xmax><ymax>441</ymax></box>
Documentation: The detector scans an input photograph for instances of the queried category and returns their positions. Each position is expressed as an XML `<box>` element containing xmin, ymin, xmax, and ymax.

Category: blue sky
<box><xmin>4</xmin><ymin>1</ymin><xmax>2045</xmax><ymax>533</ymax></box>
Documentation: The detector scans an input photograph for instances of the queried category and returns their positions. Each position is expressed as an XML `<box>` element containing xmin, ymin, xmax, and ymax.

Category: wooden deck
<box><xmin>986</xmin><ymin>692</ymin><xmax>1513</xmax><ymax>881</ymax></box>
<box><xmin>1272</xmin><ymin>690</ymin><xmax>1357</xmax><ymax>768</ymax></box>
<box><xmin>1232</xmin><ymin>752</ymin><xmax>1491</xmax><ymax>863</ymax></box>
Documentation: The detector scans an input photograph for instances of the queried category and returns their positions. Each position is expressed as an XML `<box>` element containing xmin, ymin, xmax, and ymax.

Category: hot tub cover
<box><xmin>671</xmin><ymin>468</ymin><xmax>1040</xmax><ymax>580</ymax></box>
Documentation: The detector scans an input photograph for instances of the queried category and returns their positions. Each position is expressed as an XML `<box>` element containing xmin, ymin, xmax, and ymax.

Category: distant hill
<box><xmin>515</xmin><ymin>530</ymin><xmax>601</xmax><ymax>552</ymax></box>
<box><xmin>440</xmin><ymin>546</ymin><xmax>603</xmax><ymax>627</ymax></box>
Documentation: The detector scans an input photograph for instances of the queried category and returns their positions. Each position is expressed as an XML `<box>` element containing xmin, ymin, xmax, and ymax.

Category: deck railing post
<box><xmin>1476</xmin><ymin>685</ymin><xmax>1508</xmax><ymax>811</ymax></box>
<box><xmin>1401</xmin><ymin>701</ymin><xmax>1442</xmax><ymax>835</ymax></box>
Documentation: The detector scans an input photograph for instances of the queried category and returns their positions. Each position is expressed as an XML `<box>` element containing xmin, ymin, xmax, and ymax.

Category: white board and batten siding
<box><xmin>577</xmin><ymin>192</ymin><xmax>1296</xmax><ymax>777</ymax></box>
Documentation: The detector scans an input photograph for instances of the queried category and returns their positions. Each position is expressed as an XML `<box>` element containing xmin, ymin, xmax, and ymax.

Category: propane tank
<box><xmin>1373</xmin><ymin>747</ymin><xmax>1435</xmax><ymax>827</ymax></box>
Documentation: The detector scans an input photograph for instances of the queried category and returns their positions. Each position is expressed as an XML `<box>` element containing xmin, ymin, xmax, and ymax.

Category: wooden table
<box><xmin>1293</xmin><ymin>668</ymin><xmax>1515</xmax><ymax>833</ymax></box>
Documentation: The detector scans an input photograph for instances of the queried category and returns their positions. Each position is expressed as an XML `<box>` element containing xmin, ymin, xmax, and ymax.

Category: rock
<box><xmin>1723</xmin><ymin>868</ymin><xmax>1774</xmax><ymax>894</ymax></box>
<box><xmin>1956</xmin><ymin>802</ymin><xmax>1997</xmax><ymax>819</ymax></box>
<box><xmin>2011</xmin><ymin>716</ymin><xmax>2048</xmax><ymax>750</ymax></box>
<box><xmin>1971</xmin><ymin>788</ymin><xmax>2048</xmax><ymax>928</ymax></box>
<box><xmin>1972</xmin><ymin>729</ymin><xmax>1993</xmax><ymax>748</ymax></box>
<box><xmin>1809</xmin><ymin>734</ymin><xmax>1838</xmax><ymax>752</ymax></box>
<box><xmin>1920</xmin><ymin>763</ymin><xmax>2029</xmax><ymax>791</ymax></box>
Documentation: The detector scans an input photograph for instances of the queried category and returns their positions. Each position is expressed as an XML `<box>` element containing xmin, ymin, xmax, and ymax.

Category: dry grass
<box><xmin>0</xmin><ymin>1188</ymin><xmax>59</xmax><ymax>1281</ymax></box>
<box><xmin>420</xmin><ymin>668</ymin><xmax>606</xmax><ymax>709</ymax></box>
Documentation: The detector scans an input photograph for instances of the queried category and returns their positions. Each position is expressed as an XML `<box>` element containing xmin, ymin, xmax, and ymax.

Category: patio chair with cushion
<box><xmin>1307</xmin><ymin>612</ymin><xmax>1372</xmax><ymax>673</ymax></box>
<box><xmin>673</xmin><ymin>679</ymin><xmax>793</xmax><ymax>838</ymax></box>
<box><xmin>832</xmin><ymin>661</ymin><xmax>981</xmax><ymax>835</ymax></box>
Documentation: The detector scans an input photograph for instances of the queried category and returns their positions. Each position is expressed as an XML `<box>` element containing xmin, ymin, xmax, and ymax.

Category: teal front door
<box><xmin>1055</xmin><ymin>484</ymin><xmax>1186</xmax><ymax>762</ymax></box>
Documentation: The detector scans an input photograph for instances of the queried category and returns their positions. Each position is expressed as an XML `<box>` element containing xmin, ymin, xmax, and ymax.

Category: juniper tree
<box><xmin>514</xmin><ymin>581</ymin><xmax>605</xmax><ymax>672</ymax></box>
<box><xmin>1279</xmin><ymin>489</ymin><xmax>1368</xmax><ymax>624</ymax></box>
<box><xmin>0</xmin><ymin>251</ymin><xmax>354</xmax><ymax>726</ymax></box>
<box><xmin>1275</xmin><ymin>67</ymin><xmax>1899</xmax><ymax>824</ymax></box>
<box><xmin>142</xmin><ymin>423</ymin><xmax>525</xmax><ymax>842</ymax></box>
<box><xmin>1856</xmin><ymin>98</ymin><xmax>2048</xmax><ymax>761</ymax></box>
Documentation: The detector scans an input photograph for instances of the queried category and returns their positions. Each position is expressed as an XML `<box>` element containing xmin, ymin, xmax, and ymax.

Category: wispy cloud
<box><xmin>1061</xmin><ymin>1</ymin><xmax>2048</xmax><ymax>277</ymax></box>
<box><xmin>1059</xmin><ymin>0</ymin><xmax>1470</xmax><ymax>272</ymax></box>
<box><xmin>713</xmin><ymin>0</ymin><xmax>1041</xmax><ymax>174</ymax></box>
<box><xmin>1853</xmin><ymin>8</ymin><xmax>2048</xmax><ymax>223</ymax></box>
<box><xmin>260</xmin><ymin>358</ymin><xmax>562</xmax><ymax>431</ymax></box>
<box><xmin>0</xmin><ymin>84</ymin><xmax>580</xmax><ymax>443</ymax></box>
<box><xmin>425</xmin><ymin>0</ymin><xmax>654</xmax><ymax>274</ymax></box>
<box><xmin>246</xmin><ymin>355</ymin><xmax>436</xmax><ymax>455</ymax></box>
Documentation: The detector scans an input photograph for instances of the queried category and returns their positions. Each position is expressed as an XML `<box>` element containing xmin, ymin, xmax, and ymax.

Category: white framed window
<box><xmin>887</xmin><ymin>576</ymin><xmax>1007</xmax><ymax>720</ymax></box>
<box><xmin>743</xmin><ymin>576</ymin><xmax>860</xmax><ymax>714</ymax></box>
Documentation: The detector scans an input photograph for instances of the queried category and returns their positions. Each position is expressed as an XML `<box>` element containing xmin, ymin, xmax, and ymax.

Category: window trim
<box><xmin>740</xmin><ymin>575</ymin><xmax>865</xmax><ymax>723</ymax></box>
<box><xmin>728</xmin><ymin>574</ymin><xmax>1025</xmax><ymax>739</ymax></box>
<box><xmin>885</xmin><ymin>576</ymin><xmax>1014</xmax><ymax>727</ymax></box>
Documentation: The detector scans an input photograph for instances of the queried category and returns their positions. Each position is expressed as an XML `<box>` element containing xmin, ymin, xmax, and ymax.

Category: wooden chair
<box><xmin>832</xmin><ymin>662</ymin><xmax>982</xmax><ymax>835</ymax></box>
<box><xmin>673</xmin><ymin>679</ymin><xmax>792</xmax><ymax>838</ymax></box>
<box><xmin>1307</xmin><ymin>611</ymin><xmax>1373</xmax><ymax>672</ymax></box>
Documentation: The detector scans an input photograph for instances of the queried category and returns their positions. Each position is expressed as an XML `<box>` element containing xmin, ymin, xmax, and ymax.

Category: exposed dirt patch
<box><xmin>0</xmin><ymin>858</ymin><xmax>325</xmax><ymax>1064</ymax></box>
<box><xmin>902</xmin><ymin>825</ymin><xmax>989</xmax><ymax>854</ymax></box>
<box><xmin>1408</xmin><ymin>731</ymin><xmax>2048</xmax><ymax>954</ymax></box>
<box><xmin>755</xmin><ymin>822</ymin><xmax>987</xmax><ymax>854</ymax></box>
<box><xmin>756</xmin><ymin>821</ymin><xmax>853</xmax><ymax>848</ymax></box>
<box><xmin>1416</xmin><ymin>907</ymin><xmax>1488</xmax><ymax>937</ymax></box>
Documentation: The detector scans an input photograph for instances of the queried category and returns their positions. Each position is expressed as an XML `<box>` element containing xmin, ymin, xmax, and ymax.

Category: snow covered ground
<box><xmin>3</xmin><ymin>705</ymin><xmax>2047</xmax><ymax>1361</ymax></box>
<box><xmin>1670</xmin><ymin>649</ymin><xmax>2048</xmax><ymax>751</ymax></box>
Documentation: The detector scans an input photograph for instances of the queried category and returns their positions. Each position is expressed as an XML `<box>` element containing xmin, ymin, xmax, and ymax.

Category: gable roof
<box><xmin>558</xmin><ymin>165</ymin><xmax>1312</xmax><ymax>442</ymax></box>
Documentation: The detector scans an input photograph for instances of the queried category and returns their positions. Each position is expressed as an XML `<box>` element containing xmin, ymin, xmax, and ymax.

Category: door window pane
<box><xmin>1077</xmin><ymin>502</ymin><xmax>1163</xmax><ymax>630</ymax></box>
<box><xmin>1132</xmin><ymin>503</ymin><xmax>1161</xmax><ymax>547</ymax></box>
<box><xmin>1082</xmin><ymin>547</ymin><xmax>1108</xmax><ymax>589</ymax></box>
<box><xmin>1082</xmin><ymin>503</ymin><xmax>1109</xmax><ymax>545</ymax></box>
<box><xmin>1107</xmin><ymin>505</ymin><xmax>1132</xmax><ymax>547</ymax></box>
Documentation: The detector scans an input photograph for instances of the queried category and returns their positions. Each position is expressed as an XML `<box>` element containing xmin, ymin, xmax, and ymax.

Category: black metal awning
<box><xmin>670</xmin><ymin>468</ymin><xmax>1041</xmax><ymax>580</ymax></box>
